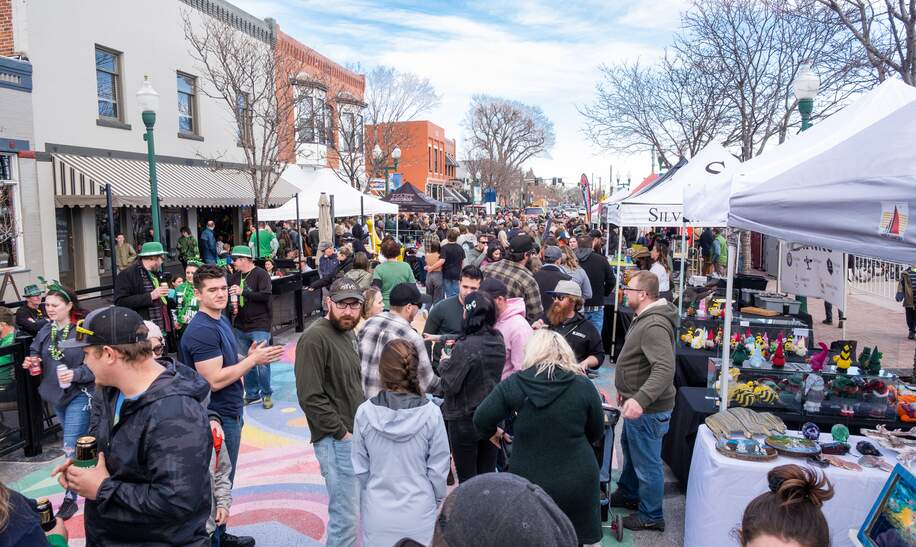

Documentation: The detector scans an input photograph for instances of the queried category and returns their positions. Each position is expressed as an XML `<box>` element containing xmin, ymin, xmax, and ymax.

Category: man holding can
<box><xmin>113</xmin><ymin>241</ymin><xmax>174</xmax><ymax>350</ymax></box>
<box><xmin>52</xmin><ymin>306</ymin><xmax>212</xmax><ymax>545</ymax></box>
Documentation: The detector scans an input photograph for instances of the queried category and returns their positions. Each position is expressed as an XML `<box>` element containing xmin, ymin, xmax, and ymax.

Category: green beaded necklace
<box><xmin>49</xmin><ymin>323</ymin><xmax>72</xmax><ymax>360</ymax></box>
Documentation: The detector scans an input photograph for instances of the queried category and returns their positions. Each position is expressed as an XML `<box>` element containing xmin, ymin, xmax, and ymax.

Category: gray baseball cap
<box><xmin>548</xmin><ymin>279</ymin><xmax>582</xmax><ymax>298</ymax></box>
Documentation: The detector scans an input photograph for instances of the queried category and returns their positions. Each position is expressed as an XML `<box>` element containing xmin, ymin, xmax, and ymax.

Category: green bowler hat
<box><xmin>138</xmin><ymin>242</ymin><xmax>167</xmax><ymax>257</ymax></box>
<box><xmin>231</xmin><ymin>245</ymin><xmax>253</xmax><ymax>258</ymax></box>
<box><xmin>23</xmin><ymin>284</ymin><xmax>42</xmax><ymax>297</ymax></box>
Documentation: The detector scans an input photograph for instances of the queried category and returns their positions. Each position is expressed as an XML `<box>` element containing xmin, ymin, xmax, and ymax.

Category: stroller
<box><xmin>594</xmin><ymin>388</ymin><xmax>624</xmax><ymax>541</ymax></box>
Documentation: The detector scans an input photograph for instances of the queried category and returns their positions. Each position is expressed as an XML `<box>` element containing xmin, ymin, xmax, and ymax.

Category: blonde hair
<box><xmin>522</xmin><ymin>330</ymin><xmax>584</xmax><ymax>379</ymax></box>
<box><xmin>560</xmin><ymin>246</ymin><xmax>579</xmax><ymax>269</ymax></box>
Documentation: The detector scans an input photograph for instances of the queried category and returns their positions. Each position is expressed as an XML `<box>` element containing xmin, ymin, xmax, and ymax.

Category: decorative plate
<box><xmin>716</xmin><ymin>438</ymin><xmax>778</xmax><ymax>462</ymax></box>
<box><xmin>765</xmin><ymin>434</ymin><xmax>821</xmax><ymax>457</ymax></box>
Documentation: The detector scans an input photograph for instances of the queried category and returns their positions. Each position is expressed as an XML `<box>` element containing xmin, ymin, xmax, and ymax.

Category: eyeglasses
<box><xmin>333</xmin><ymin>301</ymin><xmax>362</xmax><ymax>311</ymax></box>
<box><xmin>151</xmin><ymin>344</ymin><xmax>164</xmax><ymax>356</ymax></box>
<box><xmin>620</xmin><ymin>285</ymin><xmax>645</xmax><ymax>293</ymax></box>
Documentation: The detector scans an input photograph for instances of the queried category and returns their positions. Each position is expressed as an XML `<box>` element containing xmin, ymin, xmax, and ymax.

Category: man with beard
<box><xmin>534</xmin><ymin>245</ymin><xmax>572</xmax><ymax>319</ymax></box>
<box><xmin>114</xmin><ymin>242</ymin><xmax>174</xmax><ymax>346</ymax></box>
<box><xmin>295</xmin><ymin>277</ymin><xmax>365</xmax><ymax>547</ymax></box>
<box><xmin>544</xmin><ymin>280</ymin><xmax>604</xmax><ymax>374</ymax></box>
<box><xmin>358</xmin><ymin>283</ymin><xmax>439</xmax><ymax>399</ymax></box>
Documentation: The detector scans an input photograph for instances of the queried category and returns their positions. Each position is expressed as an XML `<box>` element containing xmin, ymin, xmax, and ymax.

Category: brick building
<box><xmin>365</xmin><ymin>120</ymin><xmax>456</xmax><ymax>200</ymax></box>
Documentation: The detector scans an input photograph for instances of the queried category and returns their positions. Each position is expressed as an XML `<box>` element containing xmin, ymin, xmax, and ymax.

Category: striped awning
<box><xmin>442</xmin><ymin>186</ymin><xmax>469</xmax><ymax>204</ymax></box>
<box><xmin>52</xmin><ymin>153</ymin><xmax>297</xmax><ymax>208</ymax></box>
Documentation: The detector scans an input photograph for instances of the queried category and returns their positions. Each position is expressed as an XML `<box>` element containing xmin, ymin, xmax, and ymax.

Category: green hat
<box><xmin>138</xmin><ymin>242</ymin><xmax>167</xmax><ymax>257</ymax></box>
<box><xmin>23</xmin><ymin>284</ymin><xmax>42</xmax><ymax>297</ymax></box>
<box><xmin>231</xmin><ymin>245</ymin><xmax>253</xmax><ymax>258</ymax></box>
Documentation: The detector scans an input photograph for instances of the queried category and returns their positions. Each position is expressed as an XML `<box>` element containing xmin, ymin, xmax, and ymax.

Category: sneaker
<box><xmin>243</xmin><ymin>396</ymin><xmax>262</xmax><ymax>406</ymax></box>
<box><xmin>609</xmin><ymin>490</ymin><xmax>639</xmax><ymax>510</ymax></box>
<box><xmin>262</xmin><ymin>395</ymin><xmax>273</xmax><ymax>409</ymax></box>
<box><xmin>221</xmin><ymin>532</ymin><xmax>256</xmax><ymax>547</ymax></box>
<box><xmin>621</xmin><ymin>512</ymin><xmax>665</xmax><ymax>532</ymax></box>
<box><xmin>57</xmin><ymin>497</ymin><xmax>78</xmax><ymax>520</ymax></box>
<box><xmin>821</xmin><ymin>319</ymin><xmax>833</xmax><ymax>325</ymax></box>
<box><xmin>908</xmin><ymin>332</ymin><xmax>914</xmax><ymax>340</ymax></box>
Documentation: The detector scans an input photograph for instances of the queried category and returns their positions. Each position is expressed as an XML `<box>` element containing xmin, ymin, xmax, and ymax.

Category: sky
<box><xmin>233</xmin><ymin>0</ymin><xmax>691</xmax><ymax>194</ymax></box>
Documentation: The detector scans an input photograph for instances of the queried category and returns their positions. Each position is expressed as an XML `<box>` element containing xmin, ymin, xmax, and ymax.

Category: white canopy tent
<box><xmin>714</xmin><ymin>78</ymin><xmax>916</xmax><ymax>410</ymax></box>
<box><xmin>258</xmin><ymin>165</ymin><xmax>398</xmax><ymax>221</ymax></box>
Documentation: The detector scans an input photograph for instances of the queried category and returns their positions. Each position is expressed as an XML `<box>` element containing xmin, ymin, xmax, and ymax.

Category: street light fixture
<box><xmin>373</xmin><ymin>144</ymin><xmax>402</xmax><ymax>195</ymax></box>
<box><xmin>793</xmin><ymin>62</ymin><xmax>820</xmax><ymax>131</ymax></box>
<box><xmin>137</xmin><ymin>76</ymin><xmax>162</xmax><ymax>243</ymax></box>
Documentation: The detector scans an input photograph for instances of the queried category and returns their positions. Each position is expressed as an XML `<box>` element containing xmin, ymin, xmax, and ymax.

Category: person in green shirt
<box><xmin>248</xmin><ymin>222</ymin><xmax>278</xmax><ymax>259</ymax></box>
<box><xmin>372</xmin><ymin>239</ymin><xmax>416</xmax><ymax>310</ymax></box>
<box><xmin>177</xmin><ymin>227</ymin><xmax>199</xmax><ymax>269</ymax></box>
<box><xmin>175</xmin><ymin>260</ymin><xmax>202</xmax><ymax>332</ymax></box>
<box><xmin>0</xmin><ymin>307</ymin><xmax>15</xmax><ymax>400</ymax></box>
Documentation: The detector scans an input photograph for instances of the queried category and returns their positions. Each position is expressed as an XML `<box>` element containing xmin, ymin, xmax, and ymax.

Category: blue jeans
<box><xmin>443</xmin><ymin>278</ymin><xmax>459</xmax><ymax>299</ymax></box>
<box><xmin>617</xmin><ymin>410</ymin><xmax>671</xmax><ymax>521</ymax></box>
<box><xmin>234</xmin><ymin>329</ymin><xmax>273</xmax><ymax>399</ymax></box>
<box><xmin>220</xmin><ymin>414</ymin><xmax>243</xmax><ymax>486</ymax></box>
<box><xmin>314</xmin><ymin>437</ymin><xmax>359</xmax><ymax>547</ymax></box>
<box><xmin>210</xmin><ymin>527</ymin><xmax>221</xmax><ymax>547</ymax></box>
<box><xmin>55</xmin><ymin>391</ymin><xmax>91</xmax><ymax>501</ymax></box>
<box><xmin>584</xmin><ymin>308</ymin><xmax>604</xmax><ymax>337</ymax></box>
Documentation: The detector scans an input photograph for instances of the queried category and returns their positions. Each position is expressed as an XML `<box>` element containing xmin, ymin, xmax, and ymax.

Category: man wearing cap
<box><xmin>228</xmin><ymin>246</ymin><xmax>275</xmax><ymax>409</ymax></box>
<box><xmin>114</xmin><ymin>242</ymin><xmax>174</xmax><ymax>344</ymax></box>
<box><xmin>15</xmin><ymin>284</ymin><xmax>48</xmax><ymax>337</ymax></box>
<box><xmin>358</xmin><ymin>282</ymin><xmax>439</xmax><ymax>399</ymax></box>
<box><xmin>479</xmin><ymin>277</ymin><xmax>532</xmax><ymax>380</ymax></box>
<box><xmin>53</xmin><ymin>306</ymin><xmax>212</xmax><ymax>546</ymax></box>
<box><xmin>543</xmin><ymin>280</ymin><xmax>604</xmax><ymax>373</ymax></box>
<box><xmin>482</xmin><ymin>234</ymin><xmax>543</xmax><ymax>322</ymax></box>
<box><xmin>294</xmin><ymin>277</ymin><xmax>366</xmax><ymax>547</ymax></box>
<box><xmin>534</xmin><ymin>246</ymin><xmax>572</xmax><ymax>319</ymax></box>
<box><xmin>318</xmin><ymin>241</ymin><xmax>339</xmax><ymax>280</ymax></box>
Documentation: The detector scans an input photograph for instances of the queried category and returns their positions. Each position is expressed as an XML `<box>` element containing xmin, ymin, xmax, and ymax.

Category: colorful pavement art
<box><xmin>11</xmin><ymin>342</ymin><xmax>631</xmax><ymax>546</ymax></box>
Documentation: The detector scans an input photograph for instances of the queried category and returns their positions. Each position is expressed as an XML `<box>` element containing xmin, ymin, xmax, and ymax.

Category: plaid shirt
<box><xmin>357</xmin><ymin>311</ymin><xmax>438</xmax><ymax>398</ymax></box>
<box><xmin>423</xmin><ymin>231</ymin><xmax>442</xmax><ymax>254</ymax></box>
<box><xmin>482</xmin><ymin>259</ymin><xmax>543</xmax><ymax>322</ymax></box>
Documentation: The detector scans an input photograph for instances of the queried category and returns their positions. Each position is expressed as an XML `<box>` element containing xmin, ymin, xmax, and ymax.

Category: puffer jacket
<box><xmin>438</xmin><ymin>329</ymin><xmax>505</xmax><ymax>420</ymax></box>
<box><xmin>85</xmin><ymin>360</ymin><xmax>212</xmax><ymax>546</ymax></box>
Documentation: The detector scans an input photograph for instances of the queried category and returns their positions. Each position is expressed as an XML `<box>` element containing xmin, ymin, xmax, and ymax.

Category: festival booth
<box><xmin>382</xmin><ymin>182</ymin><xmax>450</xmax><ymax>213</ymax></box>
<box><xmin>678</xmin><ymin>79</ymin><xmax>916</xmax><ymax>547</ymax></box>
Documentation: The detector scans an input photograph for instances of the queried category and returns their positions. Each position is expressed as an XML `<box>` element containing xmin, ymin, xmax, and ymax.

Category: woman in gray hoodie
<box><xmin>351</xmin><ymin>339</ymin><xmax>450</xmax><ymax>546</ymax></box>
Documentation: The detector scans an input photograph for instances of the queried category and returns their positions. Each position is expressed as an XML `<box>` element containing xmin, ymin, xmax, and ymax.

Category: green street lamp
<box><xmin>372</xmin><ymin>144</ymin><xmax>401</xmax><ymax>195</ymax></box>
<box><xmin>794</xmin><ymin>62</ymin><xmax>820</xmax><ymax>131</ymax></box>
<box><xmin>137</xmin><ymin>76</ymin><xmax>161</xmax><ymax>243</ymax></box>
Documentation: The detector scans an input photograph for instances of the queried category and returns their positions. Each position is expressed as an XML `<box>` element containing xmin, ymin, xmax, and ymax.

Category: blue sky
<box><xmin>234</xmin><ymin>0</ymin><xmax>690</xmax><ymax>192</ymax></box>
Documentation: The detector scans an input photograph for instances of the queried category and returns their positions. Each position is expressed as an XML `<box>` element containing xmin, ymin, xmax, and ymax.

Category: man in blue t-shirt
<box><xmin>179</xmin><ymin>264</ymin><xmax>283</xmax><ymax>547</ymax></box>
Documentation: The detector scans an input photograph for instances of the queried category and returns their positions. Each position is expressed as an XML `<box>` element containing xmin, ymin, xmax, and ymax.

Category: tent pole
<box><xmin>295</xmin><ymin>192</ymin><xmax>303</xmax><ymax>264</ymax></box>
<box><xmin>718</xmin><ymin>230</ymin><xmax>739</xmax><ymax>411</ymax></box>
<box><xmin>610</xmin><ymin>231</ymin><xmax>625</xmax><ymax>358</ymax></box>
<box><xmin>776</xmin><ymin>240</ymin><xmax>783</xmax><ymax>293</ymax></box>
<box><xmin>842</xmin><ymin>253</ymin><xmax>848</xmax><ymax>340</ymax></box>
<box><xmin>678</xmin><ymin>222</ymin><xmax>688</xmax><ymax>319</ymax></box>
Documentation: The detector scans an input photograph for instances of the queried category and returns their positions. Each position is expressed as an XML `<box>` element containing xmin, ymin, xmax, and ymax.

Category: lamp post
<box><xmin>792</xmin><ymin>62</ymin><xmax>820</xmax><ymax>314</ymax></box>
<box><xmin>137</xmin><ymin>76</ymin><xmax>161</xmax><ymax>243</ymax></box>
<box><xmin>372</xmin><ymin>144</ymin><xmax>402</xmax><ymax>195</ymax></box>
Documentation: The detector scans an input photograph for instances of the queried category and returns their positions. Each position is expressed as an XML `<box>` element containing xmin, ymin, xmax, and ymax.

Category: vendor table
<box><xmin>675</xmin><ymin>347</ymin><xmax>714</xmax><ymax>389</ymax></box>
<box><xmin>685</xmin><ymin>424</ymin><xmax>899</xmax><ymax>547</ymax></box>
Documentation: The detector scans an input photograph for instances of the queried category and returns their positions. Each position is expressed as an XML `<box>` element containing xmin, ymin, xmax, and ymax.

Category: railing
<box><xmin>847</xmin><ymin>256</ymin><xmax>909</xmax><ymax>301</ymax></box>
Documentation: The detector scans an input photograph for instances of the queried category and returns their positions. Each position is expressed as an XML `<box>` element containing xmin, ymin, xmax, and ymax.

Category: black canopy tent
<box><xmin>382</xmin><ymin>182</ymin><xmax>450</xmax><ymax>213</ymax></box>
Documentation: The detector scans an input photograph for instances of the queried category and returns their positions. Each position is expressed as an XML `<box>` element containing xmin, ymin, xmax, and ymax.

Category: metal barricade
<box><xmin>0</xmin><ymin>336</ymin><xmax>45</xmax><ymax>457</ymax></box>
<box><xmin>848</xmin><ymin>256</ymin><xmax>908</xmax><ymax>301</ymax></box>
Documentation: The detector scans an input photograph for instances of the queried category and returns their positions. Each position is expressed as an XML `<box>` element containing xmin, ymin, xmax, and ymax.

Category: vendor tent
<box><xmin>682</xmin><ymin>144</ymin><xmax>741</xmax><ymax>226</ymax></box>
<box><xmin>383</xmin><ymin>182</ymin><xmax>450</xmax><ymax>213</ymax></box>
<box><xmin>258</xmin><ymin>166</ymin><xmax>397</xmax><ymax>221</ymax></box>
<box><xmin>728</xmin><ymin>78</ymin><xmax>916</xmax><ymax>264</ymax></box>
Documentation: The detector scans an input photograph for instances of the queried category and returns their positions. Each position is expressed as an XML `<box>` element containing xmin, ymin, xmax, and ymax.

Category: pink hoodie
<box><xmin>495</xmin><ymin>297</ymin><xmax>534</xmax><ymax>380</ymax></box>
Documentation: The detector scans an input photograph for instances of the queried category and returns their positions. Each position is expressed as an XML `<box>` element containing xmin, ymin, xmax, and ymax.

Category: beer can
<box><xmin>74</xmin><ymin>435</ymin><xmax>98</xmax><ymax>468</ymax></box>
<box><xmin>57</xmin><ymin>364</ymin><xmax>71</xmax><ymax>389</ymax></box>
<box><xmin>36</xmin><ymin>497</ymin><xmax>55</xmax><ymax>532</ymax></box>
<box><xmin>28</xmin><ymin>358</ymin><xmax>42</xmax><ymax>376</ymax></box>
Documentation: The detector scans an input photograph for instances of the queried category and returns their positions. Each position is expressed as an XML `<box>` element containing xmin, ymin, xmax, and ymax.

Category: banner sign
<box><xmin>779</xmin><ymin>242</ymin><xmax>846</xmax><ymax>310</ymax></box>
<box><xmin>580</xmin><ymin>174</ymin><xmax>592</xmax><ymax>224</ymax></box>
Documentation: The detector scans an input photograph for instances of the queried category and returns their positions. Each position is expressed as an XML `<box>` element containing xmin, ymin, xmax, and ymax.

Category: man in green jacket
<box><xmin>177</xmin><ymin>226</ymin><xmax>199</xmax><ymax>269</ymax></box>
<box><xmin>612</xmin><ymin>270</ymin><xmax>676</xmax><ymax>532</ymax></box>
<box><xmin>248</xmin><ymin>222</ymin><xmax>277</xmax><ymax>259</ymax></box>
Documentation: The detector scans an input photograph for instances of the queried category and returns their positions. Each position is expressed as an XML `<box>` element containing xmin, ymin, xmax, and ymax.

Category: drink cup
<box><xmin>57</xmin><ymin>364</ymin><xmax>71</xmax><ymax>389</ymax></box>
<box><xmin>28</xmin><ymin>358</ymin><xmax>42</xmax><ymax>376</ymax></box>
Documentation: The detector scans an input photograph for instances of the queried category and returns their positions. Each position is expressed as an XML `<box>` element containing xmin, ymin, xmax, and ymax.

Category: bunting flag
<box><xmin>580</xmin><ymin>173</ymin><xmax>592</xmax><ymax>224</ymax></box>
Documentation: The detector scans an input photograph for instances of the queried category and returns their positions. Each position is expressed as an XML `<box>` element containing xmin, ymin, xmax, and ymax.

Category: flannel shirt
<box><xmin>357</xmin><ymin>311</ymin><xmax>439</xmax><ymax>398</ymax></box>
<box><xmin>482</xmin><ymin>259</ymin><xmax>543</xmax><ymax>322</ymax></box>
<box><xmin>424</xmin><ymin>231</ymin><xmax>442</xmax><ymax>254</ymax></box>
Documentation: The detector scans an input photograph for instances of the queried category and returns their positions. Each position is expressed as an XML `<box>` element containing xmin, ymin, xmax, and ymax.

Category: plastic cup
<box><xmin>28</xmin><ymin>358</ymin><xmax>42</xmax><ymax>376</ymax></box>
<box><xmin>57</xmin><ymin>364</ymin><xmax>71</xmax><ymax>389</ymax></box>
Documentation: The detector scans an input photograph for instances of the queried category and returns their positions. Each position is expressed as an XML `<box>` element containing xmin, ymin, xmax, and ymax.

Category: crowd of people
<box><xmin>0</xmin><ymin>207</ymin><xmax>872</xmax><ymax>547</ymax></box>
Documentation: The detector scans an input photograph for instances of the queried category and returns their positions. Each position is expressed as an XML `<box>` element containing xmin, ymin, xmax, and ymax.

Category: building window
<box><xmin>428</xmin><ymin>145</ymin><xmax>432</xmax><ymax>172</ymax></box>
<box><xmin>177</xmin><ymin>72</ymin><xmax>198</xmax><ymax>135</ymax></box>
<box><xmin>95</xmin><ymin>46</ymin><xmax>123</xmax><ymax>120</ymax></box>
<box><xmin>0</xmin><ymin>155</ymin><xmax>22</xmax><ymax>269</ymax></box>
<box><xmin>236</xmin><ymin>91</ymin><xmax>254</xmax><ymax>147</ymax></box>
<box><xmin>297</xmin><ymin>86</ymin><xmax>331</xmax><ymax>146</ymax></box>
<box><xmin>338</xmin><ymin>110</ymin><xmax>362</xmax><ymax>153</ymax></box>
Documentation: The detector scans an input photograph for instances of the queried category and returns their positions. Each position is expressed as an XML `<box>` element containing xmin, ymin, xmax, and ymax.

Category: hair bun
<box><xmin>767</xmin><ymin>464</ymin><xmax>834</xmax><ymax>508</ymax></box>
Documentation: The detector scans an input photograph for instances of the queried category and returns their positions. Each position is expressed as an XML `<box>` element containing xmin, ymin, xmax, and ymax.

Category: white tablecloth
<box><xmin>684</xmin><ymin>425</ymin><xmax>897</xmax><ymax>547</ymax></box>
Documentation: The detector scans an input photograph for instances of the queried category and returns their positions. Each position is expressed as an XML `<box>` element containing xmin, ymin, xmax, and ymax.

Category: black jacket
<box><xmin>113</xmin><ymin>261</ymin><xmax>159</xmax><ymax>321</ymax></box>
<box><xmin>15</xmin><ymin>304</ymin><xmax>48</xmax><ymax>337</ymax></box>
<box><xmin>533</xmin><ymin>264</ymin><xmax>572</xmax><ymax>317</ymax></box>
<box><xmin>85</xmin><ymin>360</ymin><xmax>212</xmax><ymax>546</ymax></box>
<box><xmin>0</xmin><ymin>489</ymin><xmax>55</xmax><ymax>547</ymax></box>
<box><xmin>230</xmin><ymin>266</ymin><xmax>273</xmax><ymax>332</ymax></box>
<box><xmin>549</xmin><ymin>312</ymin><xmax>605</xmax><ymax>368</ymax></box>
<box><xmin>576</xmin><ymin>249</ymin><xmax>615</xmax><ymax>308</ymax></box>
<box><xmin>438</xmin><ymin>329</ymin><xmax>505</xmax><ymax>420</ymax></box>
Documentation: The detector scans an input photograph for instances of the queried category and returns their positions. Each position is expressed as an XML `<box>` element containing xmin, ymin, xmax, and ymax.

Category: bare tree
<box><xmin>361</xmin><ymin>66</ymin><xmax>440</xmax><ymax>177</ymax></box>
<box><xmin>328</xmin><ymin>94</ymin><xmax>367</xmax><ymax>189</ymax></box>
<box><xmin>817</xmin><ymin>0</ymin><xmax>916</xmax><ymax>84</ymax></box>
<box><xmin>464</xmin><ymin>95</ymin><xmax>555</xmax><ymax>206</ymax></box>
<box><xmin>183</xmin><ymin>11</ymin><xmax>308</xmax><ymax>210</ymax></box>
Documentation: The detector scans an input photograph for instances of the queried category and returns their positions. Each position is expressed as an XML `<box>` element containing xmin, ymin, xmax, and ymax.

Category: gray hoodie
<box><xmin>614</xmin><ymin>299</ymin><xmax>677</xmax><ymax>413</ymax></box>
<box><xmin>351</xmin><ymin>391</ymin><xmax>450</xmax><ymax>547</ymax></box>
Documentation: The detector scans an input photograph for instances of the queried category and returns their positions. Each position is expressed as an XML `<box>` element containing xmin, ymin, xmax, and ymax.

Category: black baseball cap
<box><xmin>509</xmin><ymin>234</ymin><xmax>534</xmax><ymax>254</ymax></box>
<box><xmin>60</xmin><ymin>306</ymin><xmax>147</xmax><ymax>349</ymax></box>
<box><xmin>389</xmin><ymin>283</ymin><xmax>422</xmax><ymax>307</ymax></box>
<box><xmin>329</xmin><ymin>277</ymin><xmax>365</xmax><ymax>303</ymax></box>
<box><xmin>478</xmin><ymin>277</ymin><xmax>508</xmax><ymax>298</ymax></box>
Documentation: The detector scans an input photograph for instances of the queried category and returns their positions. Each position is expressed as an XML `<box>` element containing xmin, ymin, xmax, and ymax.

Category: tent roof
<box><xmin>728</xmin><ymin>79</ymin><xmax>916</xmax><ymax>263</ymax></box>
<box><xmin>383</xmin><ymin>182</ymin><xmax>449</xmax><ymax>212</ymax></box>
<box><xmin>257</xmin><ymin>166</ymin><xmax>397</xmax><ymax>221</ymax></box>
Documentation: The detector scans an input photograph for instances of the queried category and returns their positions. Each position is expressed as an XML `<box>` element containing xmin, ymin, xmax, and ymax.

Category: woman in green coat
<box><xmin>474</xmin><ymin>329</ymin><xmax>605</xmax><ymax>545</ymax></box>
